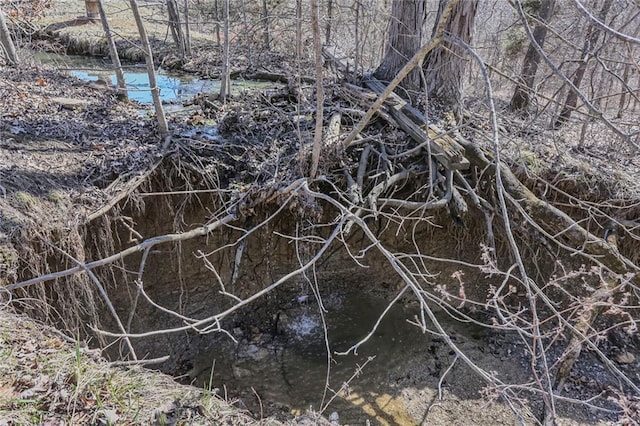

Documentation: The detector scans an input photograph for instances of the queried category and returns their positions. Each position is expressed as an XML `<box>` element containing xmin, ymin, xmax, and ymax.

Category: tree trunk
<box><xmin>85</xmin><ymin>0</ymin><xmax>100</xmax><ymax>20</ymax></box>
<box><xmin>129</xmin><ymin>0</ymin><xmax>168</xmax><ymax>137</ymax></box>
<box><xmin>553</xmin><ymin>0</ymin><xmax>613</xmax><ymax>128</ymax></box>
<box><xmin>167</xmin><ymin>0</ymin><xmax>186</xmax><ymax>58</ymax></box>
<box><xmin>0</xmin><ymin>7</ymin><xmax>19</xmax><ymax>66</ymax></box>
<box><xmin>374</xmin><ymin>0</ymin><xmax>425</xmax><ymax>91</ymax></box>
<box><xmin>183</xmin><ymin>0</ymin><xmax>191</xmax><ymax>56</ymax></box>
<box><xmin>508</xmin><ymin>0</ymin><xmax>556</xmax><ymax>112</ymax></box>
<box><xmin>262</xmin><ymin>0</ymin><xmax>270</xmax><ymax>51</ymax></box>
<box><xmin>310</xmin><ymin>0</ymin><xmax>324</xmax><ymax>178</ymax></box>
<box><xmin>219</xmin><ymin>0</ymin><xmax>230</xmax><ymax>101</ymax></box>
<box><xmin>325</xmin><ymin>0</ymin><xmax>333</xmax><ymax>45</ymax></box>
<box><xmin>616</xmin><ymin>62</ymin><xmax>631</xmax><ymax>118</ymax></box>
<box><xmin>241</xmin><ymin>0</ymin><xmax>250</xmax><ymax>64</ymax></box>
<box><xmin>96</xmin><ymin>0</ymin><xmax>127</xmax><ymax>100</ymax></box>
<box><xmin>214</xmin><ymin>0</ymin><xmax>220</xmax><ymax>48</ymax></box>
<box><xmin>354</xmin><ymin>0</ymin><xmax>360</xmax><ymax>76</ymax></box>
<box><xmin>295</xmin><ymin>0</ymin><xmax>302</xmax><ymax>59</ymax></box>
<box><xmin>423</xmin><ymin>0</ymin><xmax>478</xmax><ymax>118</ymax></box>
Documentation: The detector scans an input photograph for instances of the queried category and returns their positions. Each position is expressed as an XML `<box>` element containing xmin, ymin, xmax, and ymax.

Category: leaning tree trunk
<box><xmin>96</xmin><ymin>0</ymin><xmax>127</xmax><ymax>100</ymax></box>
<box><xmin>423</xmin><ymin>0</ymin><xmax>478</xmax><ymax>118</ymax></box>
<box><xmin>129</xmin><ymin>0</ymin><xmax>168</xmax><ymax>137</ymax></box>
<box><xmin>508</xmin><ymin>0</ymin><xmax>556</xmax><ymax>112</ymax></box>
<box><xmin>0</xmin><ymin>7</ymin><xmax>18</xmax><ymax>66</ymax></box>
<box><xmin>553</xmin><ymin>0</ymin><xmax>613</xmax><ymax>128</ymax></box>
<box><xmin>374</xmin><ymin>0</ymin><xmax>425</xmax><ymax>91</ymax></box>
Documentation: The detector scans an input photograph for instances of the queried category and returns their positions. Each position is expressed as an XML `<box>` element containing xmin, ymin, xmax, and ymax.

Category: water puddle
<box><xmin>187</xmin><ymin>292</ymin><xmax>487</xmax><ymax>424</ymax></box>
<box><xmin>35</xmin><ymin>52</ymin><xmax>276</xmax><ymax>104</ymax></box>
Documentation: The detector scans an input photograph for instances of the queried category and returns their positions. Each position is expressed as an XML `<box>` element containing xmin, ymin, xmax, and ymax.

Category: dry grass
<box><xmin>0</xmin><ymin>308</ymin><xmax>270</xmax><ymax>425</ymax></box>
<box><xmin>33</xmin><ymin>0</ymin><xmax>213</xmax><ymax>46</ymax></box>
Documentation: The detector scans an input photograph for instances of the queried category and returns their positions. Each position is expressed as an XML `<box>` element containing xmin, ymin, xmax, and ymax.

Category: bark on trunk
<box><xmin>129</xmin><ymin>0</ymin><xmax>168</xmax><ymax>137</ymax></box>
<box><xmin>183</xmin><ymin>0</ymin><xmax>191</xmax><ymax>56</ymax></box>
<box><xmin>262</xmin><ymin>0</ymin><xmax>270</xmax><ymax>51</ymax></box>
<box><xmin>219</xmin><ymin>0</ymin><xmax>230</xmax><ymax>101</ymax></box>
<box><xmin>214</xmin><ymin>0</ymin><xmax>220</xmax><ymax>48</ymax></box>
<box><xmin>96</xmin><ymin>0</ymin><xmax>127</xmax><ymax>100</ymax></box>
<box><xmin>374</xmin><ymin>0</ymin><xmax>425</xmax><ymax>91</ymax></box>
<box><xmin>167</xmin><ymin>0</ymin><xmax>186</xmax><ymax>58</ymax></box>
<box><xmin>423</xmin><ymin>0</ymin><xmax>478</xmax><ymax>118</ymax></box>
<box><xmin>310</xmin><ymin>0</ymin><xmax>324</xmax><ymax>178</ymax></box>
<box><xmin>325</xmin><ymin>0</ymin><xmax>333</xmax><ymax>44</ymax></box>
<box><xmin>0</xmin><ymin>8</ymin><xmax>18</xmax><ymax>66</ymax></box>
<box><xmin>295</xmin><ymin>0</ymin><xmax>302</xmax><ymax>59</ymax></box>
<box><xmin>508</xmin><ymin>0</ymin><xmax>556</xmax><ymax>112</ymax></box>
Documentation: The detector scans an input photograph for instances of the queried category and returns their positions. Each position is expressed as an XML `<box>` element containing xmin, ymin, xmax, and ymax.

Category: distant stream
<box><xmin>36</xmin><ymin>52</ymin><xmax>274</xmax><ymax>104</ymax></box>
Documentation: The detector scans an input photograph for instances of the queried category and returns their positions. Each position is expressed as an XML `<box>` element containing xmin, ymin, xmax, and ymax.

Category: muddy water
<box><xmin>35</xmin><ymin>53</ymin><xmax>275</xmax><ymax>104</ymax></box>
<box><xmin>188</xmin><ymin>292</ymin><xmax>488</xmax><ymax>425</ymax></box>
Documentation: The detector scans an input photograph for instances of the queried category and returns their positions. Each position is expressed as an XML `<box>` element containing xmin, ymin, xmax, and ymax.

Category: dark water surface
<box><xmin>188</xmin><ymin>291</ymin><xmax>488</xmax><ymax>424</ymax></box>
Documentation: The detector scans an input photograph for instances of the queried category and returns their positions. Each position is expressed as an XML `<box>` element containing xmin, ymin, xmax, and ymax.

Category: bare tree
<box><xmin>129</xmin><ymin>0</ymin><xmax>168</xmax><ymax>137</ymax></box>
<box><xmin>325</xmin><ymin>0</ymin><xmax>333</xmax><ymax>45</ymax></box>
<box><xmin>0</xmin><ymin>7</ymin><xmax>18</xmax><ymax>66</ymax></box>
<box><xmin>183</xmin><ymin>0</ymin><xmax>191</xmax><ymax>56</ymax></box>
<box><xmin>214</xmin><ymin>0</ymin><xmax>221</xmax><ymax>48</ymax></box>
<box><xmin>553</xmin><ymin>0</ymin><xmax>613</xmax><ymax>128</ymax></box>
<box><xmin>219</xmin><ymin>0</ymin><xmax>230</xmax><ymax>101</ymax></box>
<box><xmin>295</xmin><ymin>0</ymin><xmax>302</xmax><ymax>59</ymax></box>
<box><xmin>96</xmin><ymin>0</ymin><xmax>127</xmax><ymax>100</ymax></box>
<box><xmin>508</xmin><ymin>0</ymin><xmax>556</xmax><ymax>112</ymax></box>
<box><xmin>423</xmin><ymin>0</ymin><xmax>479</xmax><ymax>117</ymax></box>
<box><xmin>310</xmin><ymin>0</ymin><xmax>323</xmax><ymax>178</ymax></box>
<box><xmin>167</xmin><ymin>0</ymin><xmax>186</xmax><ymax>58</ymax></box>
<box><xmin>374</xmin><ymin>0</ymin><xmax>425</xmax><ymax>90</ymax></box>
<box><xmin>262</xmin><ymin>0</ymin><xmax>270</xmax><ymax>51</ymax></box>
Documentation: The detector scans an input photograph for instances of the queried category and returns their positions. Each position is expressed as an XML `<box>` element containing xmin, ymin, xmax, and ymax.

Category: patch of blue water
<box><xmin>71</xmin><ymin>70</ymin><xmax>220</xmax><ymax>104</ymax></box>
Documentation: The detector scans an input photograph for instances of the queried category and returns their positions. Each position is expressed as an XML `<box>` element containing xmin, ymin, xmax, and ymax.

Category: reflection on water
<box><xmin>70</xmin><ymin>69</ymin><xmax>219</xmax><ymax>104</ymax></box>
<box><xmin>36</xmin><ymin>52</ymin><xmax>275</xmax><ymax>104</ymax></box>
<box><xmin>189</xmin><ymin>292</ymin><xmax>433</xmax><ymax>424</ymax></box>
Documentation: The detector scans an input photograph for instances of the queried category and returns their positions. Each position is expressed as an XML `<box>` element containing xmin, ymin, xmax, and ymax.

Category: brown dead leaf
<box><xmin>0</xmin><ymin>383</ymin><xmax>19</xmax><ymax>400</ymax></box>
<box><xmin>615</xmin><ymin>351</ymin><xmax>636</xmax><ymax>364</ymax></box>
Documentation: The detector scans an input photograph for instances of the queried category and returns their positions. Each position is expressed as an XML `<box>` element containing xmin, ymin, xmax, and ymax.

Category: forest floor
<box><xmin>2</xmin><ymin>61</ymin><xmax>639</xmax><ymax>425</ymax></box>
<box><xmin>2</xmin><ymin>1</ymin><xmax>640</xmax><ymax>424</ymax></box>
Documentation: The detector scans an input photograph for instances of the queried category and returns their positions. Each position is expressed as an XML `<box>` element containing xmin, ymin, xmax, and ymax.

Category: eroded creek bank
<box><xmin>50</xmin><ymin>161</ymin><xmax>593</xmax><ymax>426</ymax></box>
<box><xmin>4</xmin><ymin>58</ymin><xmax>638</xmax><ymax>424</ymax></box>
<box><xmin>9</xmin><ymin>154</ymin><xmax>635</xmax><ymax>425</ymax></box>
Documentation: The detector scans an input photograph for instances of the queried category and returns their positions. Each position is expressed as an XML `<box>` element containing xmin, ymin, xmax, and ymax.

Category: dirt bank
<box><xmin>1</xmin><ymin>46</ymin><xmax>639</xmax><ymax>425</ymax></box>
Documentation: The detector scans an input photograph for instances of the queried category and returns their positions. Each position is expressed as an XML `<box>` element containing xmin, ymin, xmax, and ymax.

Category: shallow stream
<box><xmin>36</xmin><ymin>52</ymin><xmax>273</xmax><ymax>104</ymax></box>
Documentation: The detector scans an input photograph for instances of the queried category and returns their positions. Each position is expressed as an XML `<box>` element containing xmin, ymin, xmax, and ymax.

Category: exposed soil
<box><xmin>2</xmin><ymin>59</ymin><xmax>639</xmax><ymax>424</ymax></box>
<box><xmin>2</xmin><ymin>4</ymin><xmax>640</xmax><ymax>424</ymax></box>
